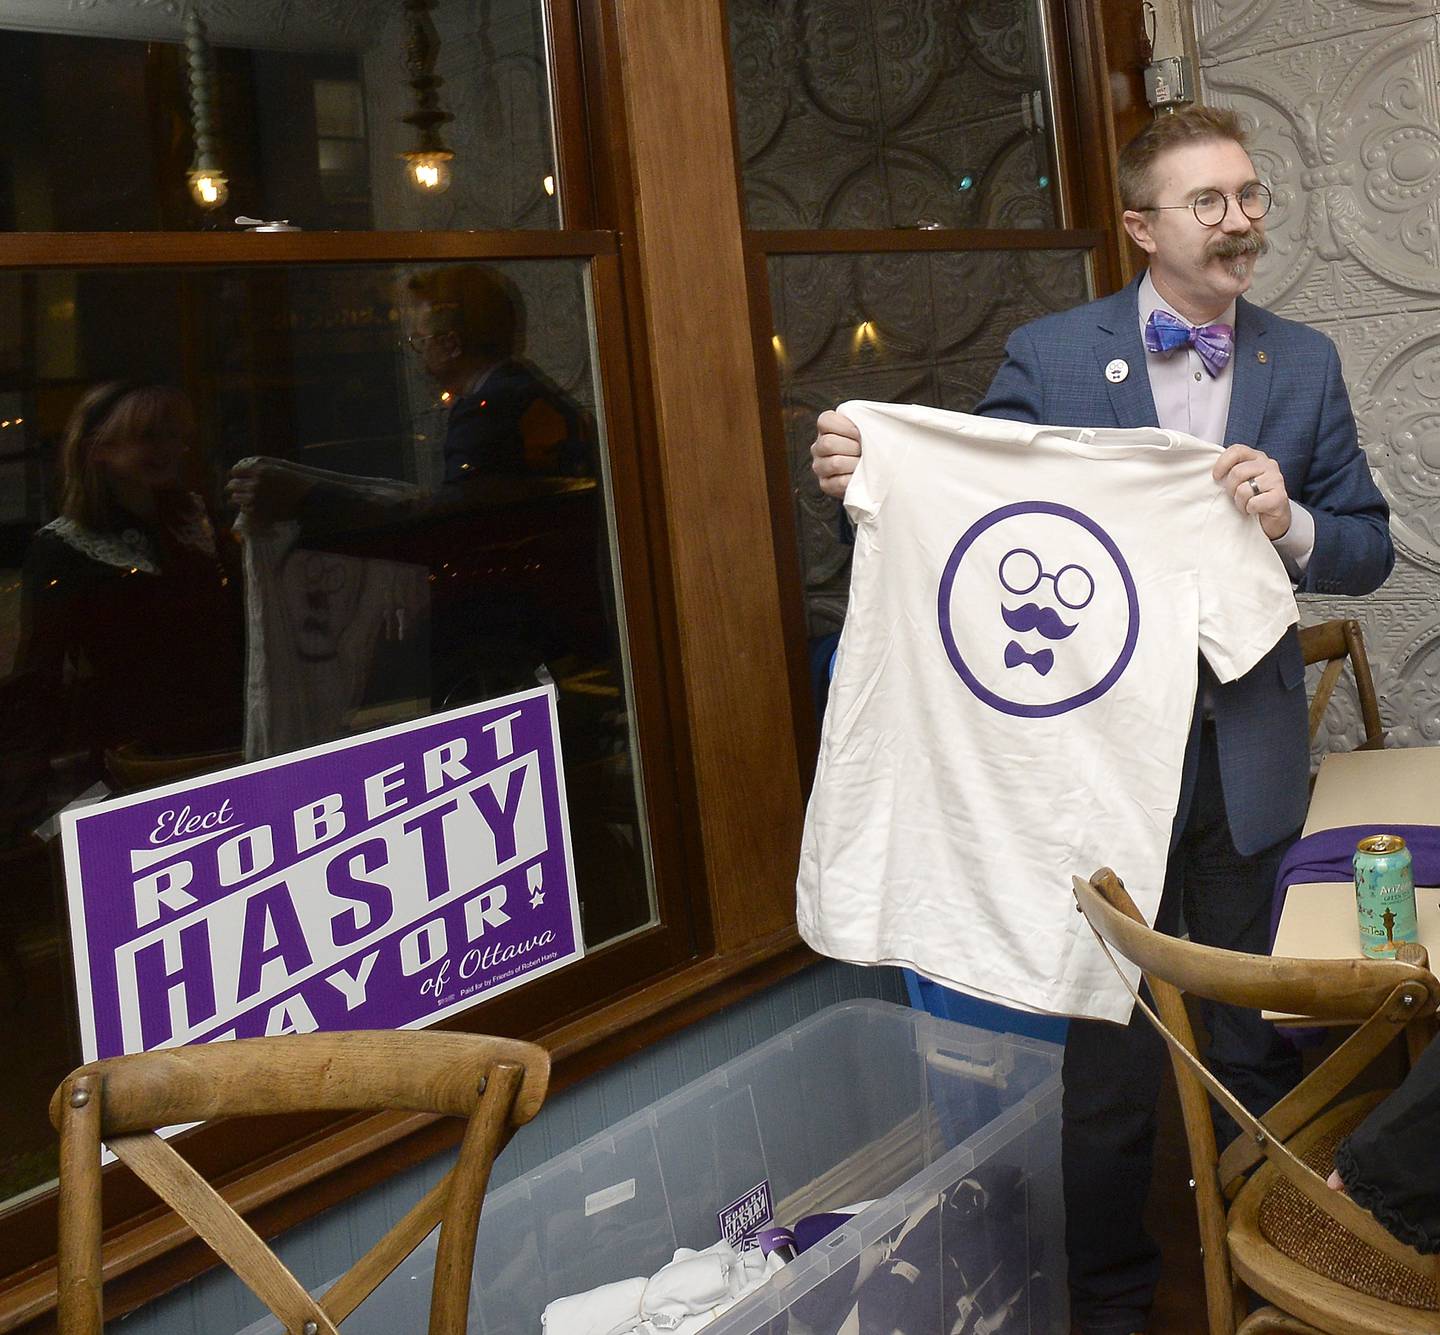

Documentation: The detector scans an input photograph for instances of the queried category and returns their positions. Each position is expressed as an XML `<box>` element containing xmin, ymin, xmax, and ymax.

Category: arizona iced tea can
<box><xmin>1353</xmin><ymin>833</ymin><xmax>1418</xmax><ymax>958</ymax></box>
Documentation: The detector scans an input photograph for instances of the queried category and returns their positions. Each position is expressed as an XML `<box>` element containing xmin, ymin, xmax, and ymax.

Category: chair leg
<box><xmin>1234</xmin><ymin>1308</ymin><xmax>1323</xmax><ymax>1335</ymax></box>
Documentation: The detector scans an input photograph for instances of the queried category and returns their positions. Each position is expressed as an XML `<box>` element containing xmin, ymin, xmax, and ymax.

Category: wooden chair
<box><xmin>51</xmin><ymin>1030</ymin><xmax>550</xmax><ymax>1334</ymax></box>
<box><xmin>1072</xmin><ymin>867</ymin><xmax>1440</xmax><ymax>1335</ymax></box>
<box><xmin>1298</xmin><ymin>619</ymin><xmax>1384</xmax><ymax>749</ymax></box>
<box><xmin>102</xmin><ymin>743</ymin><xmax>244</xmax><ymax>791</ymax></box>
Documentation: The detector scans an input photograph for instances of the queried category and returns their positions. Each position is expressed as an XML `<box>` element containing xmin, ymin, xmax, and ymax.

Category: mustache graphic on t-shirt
<box><xmin>1001</xmin><ymin>602</ymin><xmax>1076</xmax><ymax>640</ymax></box>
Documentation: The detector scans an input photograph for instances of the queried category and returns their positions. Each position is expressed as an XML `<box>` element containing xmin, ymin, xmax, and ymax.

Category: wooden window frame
<box><xmin>0</xmin><ymin>228</ymin><xmax>721</xmax><ymax>1315</ymax></box>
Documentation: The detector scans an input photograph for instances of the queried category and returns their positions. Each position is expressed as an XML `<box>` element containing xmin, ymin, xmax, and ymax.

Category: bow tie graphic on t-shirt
<box><xmin>1143</xmin><ymin>308</ymin><xmax>1234</xmax><ymax>378</ymax></box>
<box><xmin>1004</xmin><ymin>640</ymin><xmax>1054</xmax><ymax>675</ymax></box>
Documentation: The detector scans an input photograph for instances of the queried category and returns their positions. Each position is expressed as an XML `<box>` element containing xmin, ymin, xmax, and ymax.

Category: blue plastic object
<box><xmin>904</xmin><ymin>967</ymin><xmax>1069</xmax><ymax>1044</ymax></box>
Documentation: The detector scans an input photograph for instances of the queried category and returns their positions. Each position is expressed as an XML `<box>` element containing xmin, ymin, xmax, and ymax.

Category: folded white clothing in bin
<box><xmin>543</xmin><ymin>1240</ymin><xmax>786</xmax><ymax>1335</ymax></box>
<box><xmin>643</xmin><ymin>1242</ymin><xmax>784</xmax><ymax>1329</ymax></box>
<box><xmin>642</xmin><ymin>1251</ymin><xmax>731</xmax><ymax>1326</ymax></box>
<box><xmin>540</xmin><ymin>1276</ymin><xmax>648</xmax><ymax>1335</ymax></box>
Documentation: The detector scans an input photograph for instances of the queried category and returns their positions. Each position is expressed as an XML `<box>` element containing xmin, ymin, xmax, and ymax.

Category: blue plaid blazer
<box><xmin>974</xmin><ymin>276</ymin><xmax>1393</xmax><ymax>854</ymax></box>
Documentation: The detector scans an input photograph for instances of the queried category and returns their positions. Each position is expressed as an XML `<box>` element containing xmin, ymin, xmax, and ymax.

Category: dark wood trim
<box><xmin>720</xmin><ymin>0</ymin><xmax>818</xmax><ymax>792</ymax></box>
<box><xmin>573</xmin><ymin>0</ymin><xmax>717</xmax><ymax>964</ymax></box>
<box><xmin>575</xmin><ymin>0</ymin><xmax>634</xmax><ymax>236</ymax></box>
<box><xmin>0</xmin><ymin>231</ymin><xmax>617</xmax><ymax>269</ymax></box>
<box><xmin>613</xmin><ymin>0</ymin><xmax>805</xmax><ymax>954</ymax></box>
<box><xmin>586</xmin><ymin>250</ymin><xmax>707</xmax><ymax>957</ymax></box>
<box><xmin>747</xmin><ymin>227</ymin><xmax>1105</xmax><ymax>255</ymax></box>
<box><xmin>0</xmin><ymin>932</ymin><xmax>816</xmax><ymax>1334</ymax></box>
<box><xmin>1077</xmin><ymin>0</ymin><xmax>1152</xmax><ymax>290</ymax></box>
<box><xmin>546</xmin><ymin>0</ymin><xmax>598</xmax><ymax>231</ymax></box>
<box><xmin>741</xmin><ymin>248</ymin><xmax>821</xmax><ymax>794</ymax></box>
<box><xmin>1037</xmin><ymin>0</ymin><xmax>1083</xmax><ymax>233</ymax></box>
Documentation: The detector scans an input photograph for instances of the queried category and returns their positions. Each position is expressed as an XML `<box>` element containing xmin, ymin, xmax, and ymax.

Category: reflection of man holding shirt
<box><xmin>812</xmin><ymin>106</ymin><xmax>1392</xmax><ymax>1335</ymax></box>
<box><xmin>403</xmin><ymin>265</ymin><xmax>592</xmax><ymax>486</ymax></box>
<box><xmin>227</xmin><ymin>265</ymin><xmax>605</xmax><ymax>724</ymax></box>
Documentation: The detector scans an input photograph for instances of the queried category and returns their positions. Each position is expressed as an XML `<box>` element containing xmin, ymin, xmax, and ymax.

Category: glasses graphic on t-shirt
<box><xmin>938</xmin><ymin>502</ymin><xmax>1140</xmax><ymax>719</ymax></box>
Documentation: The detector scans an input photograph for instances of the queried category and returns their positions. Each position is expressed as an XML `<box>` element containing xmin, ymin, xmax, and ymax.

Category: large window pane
<box><xmin>0</xmin><ymin>258</ymin><xmax>653</xmax><ymax>1207</ymax></box>
<box><xmin>0</xmin><ymin>0</ymin><xmax>559</xmax><ymax>231</ymax></box>
<box><xmin>767</xmin><ymin>249</ymin><xmax>1091</xmax><ymax>708</ymax></box>
<box><xmin>729</xmin><ymin>0</ymin><xmax>1061</xmax><ymax>229</ymax></box>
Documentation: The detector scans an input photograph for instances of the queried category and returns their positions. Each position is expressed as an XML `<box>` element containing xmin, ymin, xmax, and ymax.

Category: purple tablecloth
<box><xmin>1270</xmin><ymin>823</ymin><xmax>1440</xmax><ymax>949</ymax></box>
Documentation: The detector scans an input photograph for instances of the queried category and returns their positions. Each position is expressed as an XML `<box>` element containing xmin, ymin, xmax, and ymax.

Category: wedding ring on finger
<box><xmin>1248</xmin><ymin>479</ymin><xmax>1264</xmax><ymax>499</ymax></box>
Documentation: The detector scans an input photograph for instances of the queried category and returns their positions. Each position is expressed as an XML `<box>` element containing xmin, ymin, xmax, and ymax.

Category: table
<box><xmin>1301</xmin><ymin>746</ymin><xmax>1440</xmax><ymax>836</ymax></box>
<box><xmin>1268</xmin><ymin>746</ymin><xmax>1440</xmax><ymax>1020</ymax></box>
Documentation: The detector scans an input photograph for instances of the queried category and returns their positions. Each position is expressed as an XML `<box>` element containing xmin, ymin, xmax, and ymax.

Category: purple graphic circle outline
<box><xmin>937</xmin><ymin>500</ymin><xmax>1140</xmax><ymax>718</ymax></box>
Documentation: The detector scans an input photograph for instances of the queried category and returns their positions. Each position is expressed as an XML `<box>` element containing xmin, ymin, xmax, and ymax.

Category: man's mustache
<box><xmin>1209</xmin><ymin>232</ymin><xmax>1268</xmax><ymax>260</ymax></box>
<box><xmin>1001</xmin><ymin>603</ymin><xmax>1076</xmax><ymax>640</ymax></box>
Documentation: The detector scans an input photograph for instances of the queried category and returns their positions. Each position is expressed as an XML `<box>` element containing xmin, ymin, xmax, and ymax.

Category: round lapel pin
<box><xmin>1257</xmin><ymin>350</ymin><xmax>1268</xmax><ymax>364</ymax></box>
<box><xmin>1104</xmin><ymin>358</ymin><xmax>1129</xmax><ymax>383</ymax></box>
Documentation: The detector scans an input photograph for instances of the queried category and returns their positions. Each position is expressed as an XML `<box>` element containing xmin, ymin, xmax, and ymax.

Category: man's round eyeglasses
<box><xmin>1138</xmin><ymin>182</ymin><xmax>1272</xmax><ymax>228</ymax></box>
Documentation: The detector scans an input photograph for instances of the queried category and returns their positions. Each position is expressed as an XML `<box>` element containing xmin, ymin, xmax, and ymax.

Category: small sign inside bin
<box><xmin>718</xmin><ymin>1179</ymin><xmax>774</xmax><ymax>1250</ymax></box>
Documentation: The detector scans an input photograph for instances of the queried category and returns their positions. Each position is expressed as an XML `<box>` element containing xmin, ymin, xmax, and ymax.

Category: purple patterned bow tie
<box><xmin>1144</xmin><ymin>308</ymin><xmax>1234</xmax><ymax>378</ymax></box>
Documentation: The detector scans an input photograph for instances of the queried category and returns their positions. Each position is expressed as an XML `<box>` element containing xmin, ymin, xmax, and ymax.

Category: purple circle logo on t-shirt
<box><xmin>937</xmin><ymin>500</ymin><xmax>1140</xmax><ymax>718</ymax></box>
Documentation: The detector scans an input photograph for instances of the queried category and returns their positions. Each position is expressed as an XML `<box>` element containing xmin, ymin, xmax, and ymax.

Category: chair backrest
<box><xmin>50</xmin><ymin>1030</ymin><xmax>550</xmax><ymax>1335</ymax></box>
<box><xmin>1298</xmin><ymin>618</ymin><xmax>1384</xmax><ymax>748</ymax></box>
<box><xmin>1072</xmin><ymin>868</ymin><xmax>1439</xmax><ymax>1333</ymax></box>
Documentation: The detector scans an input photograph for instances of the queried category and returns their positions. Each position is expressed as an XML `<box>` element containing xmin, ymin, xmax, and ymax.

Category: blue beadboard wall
<box><xmin>113</xmin><ymin>961</ymin><xmax>906</xmax><ymax>1334</ymax></box>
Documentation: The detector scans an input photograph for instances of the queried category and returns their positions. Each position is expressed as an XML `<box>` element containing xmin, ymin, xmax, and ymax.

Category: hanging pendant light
<box><xmin>184</xmin><ymin>7</ymin><xmax>229</xmax><ymax>210</ymax></box>
<box><xmin>399</xmin><ymin>0</ymin><xmax>454</xmax><ymax>195</ymax></box>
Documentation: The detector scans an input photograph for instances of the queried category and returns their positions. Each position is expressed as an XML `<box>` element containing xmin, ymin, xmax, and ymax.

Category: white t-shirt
<box><xmin>796</xmin><ymin>401</ymin><xmax>1298</xmax><ymax>1022</ymax></box>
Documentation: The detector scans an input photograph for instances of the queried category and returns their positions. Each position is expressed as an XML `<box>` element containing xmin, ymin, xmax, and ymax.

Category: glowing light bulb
<box><xmin>186</xmin><ymin>168</ymin><xmax>229</xmax><ymax>209</ymax></box>
<box><xmin>403</xmin><ymin>152</ymin><xmax>453</xmax><ymax>194</ymax></box>
<box><xmin>543</xmin><ymin>174</ymin><xmax>555</xmax><ymax>196</ymax></box>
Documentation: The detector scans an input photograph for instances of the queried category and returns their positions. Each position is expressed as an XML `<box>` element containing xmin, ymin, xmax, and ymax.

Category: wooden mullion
<box><xmin>585</xmin><ymin>251</ymin><xmax>707</xmax><ymax>959</ymax></box>
<box><xmin>748</xmin><ymin>227</ymin><xmax>1104</xmax><ymax>256</ymax></box>
<box><xmin>545</xmin><ymin>0</ymin><xmax>597</xmax><ymax>231</ymax></box>
<box><xmin>741</xmin><ymin>245</ymin><xmax>820</xmax><ymax>793</ymax></box>
<box><xmin>0</xmin><ymin>230</ymin><xmax>617</xmax><ymax>271</ymax></box>
<box><xmin>1046</xmin><ymin>0</ymin><xmax>1127</xmax><ymax>295</ymax></box>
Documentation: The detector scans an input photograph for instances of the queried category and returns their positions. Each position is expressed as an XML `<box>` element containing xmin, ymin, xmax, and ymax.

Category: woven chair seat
<box><xmin>1255</xmin><ymin>1100</ymin><xmax>1437</xmax><ymax>1312</ymax></box>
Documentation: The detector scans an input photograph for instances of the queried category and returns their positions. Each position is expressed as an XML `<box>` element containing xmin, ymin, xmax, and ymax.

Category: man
<box><xmin>810</xmin><ymin>106</ymin><xmax>1392</xmax><ymax>1335</ymax></box>
<box><xmin>226</xmin><ymin>265</ymin><xmax>606</xmax><ymax>707</ymax></box>
<box><xmin>402</xmin><ymin>265</ymin><xmax>592</xmax><ymax>485</ymax></box>
<box><xmin>227</xmin><ymin>265</ymin><xmax>592</xmax><ymax>521</ymax></box>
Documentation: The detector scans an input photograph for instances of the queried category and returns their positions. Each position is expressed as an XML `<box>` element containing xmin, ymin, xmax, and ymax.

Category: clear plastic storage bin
<box><xmin>242</xmin><ymin>1000</ymin><xmax>1066</xmax><ymax>1335</ymax></box>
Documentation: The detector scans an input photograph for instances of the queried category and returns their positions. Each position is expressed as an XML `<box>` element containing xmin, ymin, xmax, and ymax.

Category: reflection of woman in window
<box><xmin>9</xmin><ymin>383</ymin><xmax>244</xmax><ymax>787</ymax></box>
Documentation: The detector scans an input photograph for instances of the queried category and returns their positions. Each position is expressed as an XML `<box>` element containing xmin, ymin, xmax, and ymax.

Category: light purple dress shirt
<box><xmin>1138</xmin><ymin>271</ymin><xmax>1313</xmax><ymax>576</ymax></box>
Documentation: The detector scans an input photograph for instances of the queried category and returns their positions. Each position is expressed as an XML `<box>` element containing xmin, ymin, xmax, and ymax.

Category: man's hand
<box><xmin>1213</xmin><ymin>443</ymin><xmax>1292</xmax><ymax>541</ymax></box>
<box><xmin>226</xmin><ymin>457</ymin><xmax>316</xmax><ymax>527</ymax></box>
<box><xmin>811</xmin><ymin>410</ymin><xmax>862</xmax><ymax>500</ymax></box>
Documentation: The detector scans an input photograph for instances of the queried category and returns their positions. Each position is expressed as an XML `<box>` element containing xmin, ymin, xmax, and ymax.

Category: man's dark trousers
<box><xmin>1062</xmin><ymin>721</ymin><xmax>1304</xmax><ymax>1335</ymax></box>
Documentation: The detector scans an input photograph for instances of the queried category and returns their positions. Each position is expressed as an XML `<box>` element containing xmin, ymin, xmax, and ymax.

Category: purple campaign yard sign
<box><xmin>60</xmin><ymin>686</ymin><xmax>584</xmax><ymax>1063</ymax></box>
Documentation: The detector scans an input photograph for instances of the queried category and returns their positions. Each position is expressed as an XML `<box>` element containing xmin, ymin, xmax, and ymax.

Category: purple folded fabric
<box><xmin>1270</xmin><ymin>823</ymin><xmax>1440</xmax><ymax>949</ymax></box>
<box><xmin>793</xmin><ymin>1211</ymin><xmax>860</xmax><ymax>1254</ymax></box>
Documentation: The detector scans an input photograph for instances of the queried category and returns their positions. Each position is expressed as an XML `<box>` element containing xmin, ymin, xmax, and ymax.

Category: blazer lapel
<box><xmin>1222</xmin><ymin>297</ymin><xmax>1273</xmax><ymax>448</ymax></box>
<box><xmin>1093</xmin><ymin>282</ymin><xmax>1159</xmax><ymax>429</ymax></box>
